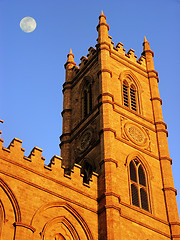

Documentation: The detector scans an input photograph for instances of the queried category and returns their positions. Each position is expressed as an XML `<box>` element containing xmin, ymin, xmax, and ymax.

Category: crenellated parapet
<box><xmin>108</xmin><ymin>39</ymin><xmax>146</xmax><ymax>68</ymax></box>
<box><xmin>0</xmin><ymin>134</ymin><xmax>98</xmax><ymax>192</ymax></box>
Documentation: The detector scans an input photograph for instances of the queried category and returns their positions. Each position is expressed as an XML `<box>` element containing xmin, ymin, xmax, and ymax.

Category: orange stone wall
<box><xmin>0</xmin><ymin>137</ymin><xmax>98</xmax><ymax>240</ymax></box>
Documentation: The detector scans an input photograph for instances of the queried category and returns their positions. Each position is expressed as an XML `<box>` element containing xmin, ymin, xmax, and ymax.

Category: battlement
<box><xmin>67</xmin><ymin>39</ymin><xmax>146</xmax><ymax>80</ymax></box>
<box><xmin>109</xmin><ymin>38</ymin><xmax>146</xmax><ymax>68</ymax></box>
<box><xmin>0</xmin><ymin>134</ymin><xmax>98</xmax><ymax>194</ymax></box>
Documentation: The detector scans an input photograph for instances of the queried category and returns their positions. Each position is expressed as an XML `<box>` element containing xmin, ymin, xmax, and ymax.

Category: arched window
<box><xmin>123</xmin><ymin>81</ymin><xmax>138</xmax><ymax>112</ymax></box>
<box><xmin>129</xmin><ymin>159</ymin><xmax>150</xmax><ymax>212</ymax></box>
<box><xmin>82</xmin><ymin>82</ymin><xmax>92</xmax><ymax>118</ymax></box>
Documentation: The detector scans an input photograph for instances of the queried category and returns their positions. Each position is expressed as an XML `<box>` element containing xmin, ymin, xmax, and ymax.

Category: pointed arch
<box><xmin>119</xmin><ymin>70</ymin><xmax>143</xmax><ymax>93</ymax></box>
<box><xmin>125</xmin><ymin>151</ymin><xmax>153</xmax><ymax>180</ymax></box>
<box><xmin>80</xmin><ymin>75</ymin><xmax>94</xmax><ymax>119</ymax></box>
<box><xmin>41</xmin><ymin>216</ymin><xmax>80</xmax><ymax>240</ymax></box>
<box><xmin>30</xmin><ymin>202</ymin><xmax>94</xmax><ymax>240</ymax></box>
<box><xmin>119</xmin><ymin>70</ymin><xmax>143</xmax><ymax>114</ymax></box>
<box><xmin>0</xmin><ymin>177</ymin><xmax>21</xmax><ymax>222</ymax></box>
<box><xmin>125</xmin><ymin>152</ymin><xmax>152</xmax><ymax>212</ymax></box>
<box><xmin>0</xmin><ymin>200</ymin><xmax>5</xmax><ymax>238</ymax></box>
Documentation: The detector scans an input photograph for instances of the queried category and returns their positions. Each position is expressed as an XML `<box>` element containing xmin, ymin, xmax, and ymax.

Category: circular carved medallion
<box><xmin>79</xmin><ymin>130</ymin><xmax>92</xmax><ymax>152</ymax></box>
<box><xmin>125</xmin><ymin>123</ymin><xmax>147</xmax><ymax>146</ymax></box>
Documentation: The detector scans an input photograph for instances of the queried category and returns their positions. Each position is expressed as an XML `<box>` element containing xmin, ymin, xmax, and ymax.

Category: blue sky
<box><xmin>0</xmin><ymin>0</ymin><xmax>180</xmax><ymax>213</ymax></box>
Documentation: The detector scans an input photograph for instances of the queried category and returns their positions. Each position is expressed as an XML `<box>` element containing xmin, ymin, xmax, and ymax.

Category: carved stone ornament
<box><xmin>77</xmin><ymin>129</ymin><xmax>93</xmax><ymax>153</ymax></box>
<box><xmin>124</xmin><ymin>123</ymin><xmax>148</xmax><ymax>147</ymax></box>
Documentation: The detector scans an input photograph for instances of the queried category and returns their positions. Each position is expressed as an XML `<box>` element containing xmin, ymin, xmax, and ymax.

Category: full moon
<box><xmin>20</xmin><ymin>17</ymin><xmax>36</xmax><ymax>33</ymax></box>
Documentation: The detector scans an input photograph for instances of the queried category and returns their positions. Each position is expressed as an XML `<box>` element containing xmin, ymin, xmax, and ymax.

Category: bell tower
<box><xmin>60</xmin><ymin>11</ymin><xmax>180</xmax><ymax>239</ymax></box>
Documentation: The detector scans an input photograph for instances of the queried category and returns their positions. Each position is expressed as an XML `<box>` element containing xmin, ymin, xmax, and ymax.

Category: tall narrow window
<box><xmin>122</xmin><ymin>81</ymin><xmax>138</xmax><ymax>112</ymax></box>
<box><xmin>131</xmin><ymin>184</ymin><xmax>139</xmax><ymax>207</ymax></box>
<box><xmin>82</xmin><ymin>82</ymin><xmax>92</xmax><ymax>118</ymax></box>
<box><xmin>129</xmin><ymin>159</ymin><xmax>150</xmax><ymax>212</ymax></box>
<box><xmin>84</xmin><ymin>90</ymin><xmax>88</xmax><ymax>117</ymax></box>
<box><xmin>130</xmin><ymin>85</ymin><xmax>137</xmax><ymax>111</ymax></box>
<box><xmin>123</xmin><ymin>81</ymin><xmax>129</xmax><ymax>107</ymax></box>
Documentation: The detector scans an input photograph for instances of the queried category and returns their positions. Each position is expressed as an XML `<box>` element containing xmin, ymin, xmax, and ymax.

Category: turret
<box><xmin>60</xmin><ymin>49</ymin><xmax>76</xmax><ymax>173</ymax></box>
<box><xmin>96</xmin><ymin>10</ymin><xmax>110</xmax><ymax>44</ymax></box>
<box><xmin>143</xmin><ymin>37</ymin><xmax>180</xmax><ymax>238</ymax></box>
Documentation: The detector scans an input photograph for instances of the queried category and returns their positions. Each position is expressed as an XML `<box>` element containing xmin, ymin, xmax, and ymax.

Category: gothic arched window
<box><xmin>82</xmin><ymin>81</ymin><xmax>92</xmax><ymax>118</ymax></box>
<box><xmin>123</xmin><ymin>81</ymin><xmax>138</xmax><ymax>112</ymax></box>
<box><xmin>129</xmin><ymin>159</ymin><xmax>150</xmax><ymax>212</ymax></box>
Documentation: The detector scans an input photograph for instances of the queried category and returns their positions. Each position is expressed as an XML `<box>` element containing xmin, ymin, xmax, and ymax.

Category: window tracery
<box><xmin>129</xmin><ymin>159</ymin><xmax>150</xmax><ymax>212</ymax></box>
<box><xmin>122</xmin><ymin>80</ymin><xmax>138</xmax><ymax>112</ymax></box>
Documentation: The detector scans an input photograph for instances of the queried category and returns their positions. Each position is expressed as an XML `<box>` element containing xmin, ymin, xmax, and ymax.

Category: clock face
<box><xmin>79</xmin><ymin>130</ymin><xmax>92</xmax><ymax>152</ymax></box>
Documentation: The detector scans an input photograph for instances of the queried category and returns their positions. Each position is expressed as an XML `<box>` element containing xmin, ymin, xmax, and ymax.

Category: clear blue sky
<box><xmin>0</xmin><ymin>0</ymin><xmax>180</xmax><ymax>213</ymax></box>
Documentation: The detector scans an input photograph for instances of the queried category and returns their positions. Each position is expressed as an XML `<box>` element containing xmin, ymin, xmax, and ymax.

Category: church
<box><xmin>0</xmin><ymin>12</ymin><xmax>180</xmax><ymax>239</ymax></box>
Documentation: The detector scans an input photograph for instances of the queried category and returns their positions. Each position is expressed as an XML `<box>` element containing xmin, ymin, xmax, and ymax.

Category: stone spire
<box><xmin>64</xmin><ymin>49</ymin><xmax>76</xmax><ymax>70</ymax></box>
<box><xmin>96</xmin><ymin>11</ymin><xmax>110</xmax><ymax>44</ymax></box>
<box><xmin>143</xmin><ymin>36</ymin><xmax>154</xmax><ymax>55</ymax></box>
<box><xmin>142</xmin><ymin>36</ymin><xmax>155</xmax><ymax>71</ymax></box>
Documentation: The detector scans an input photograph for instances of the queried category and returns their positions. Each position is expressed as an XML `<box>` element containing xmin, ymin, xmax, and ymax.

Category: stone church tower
<box><xmin>0</xmin><ymin>12</ymin><xmax>180</xmax><ymax>240</ymax></box>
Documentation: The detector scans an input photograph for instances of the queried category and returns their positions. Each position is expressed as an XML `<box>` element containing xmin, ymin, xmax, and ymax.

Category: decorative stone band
<box><xmin>99</xmin><ymin>13</ymin><xmax>107</xmax><ymax>20</ymax></box>
<box><xmin>61</xmin><ymin>108</ymin><xmax>72</xmax><ymax>116</ymax></box>
<box><xmin>148</xmin><ymin>69</ymin><xmax>159</xmax><ymax>75</ymax></box>
<box><xmin>96</xmin><ymin>42</ymin><xmax>110</xmax><ymax>51</ymax></box>
<box><xmin>171</xmin><ymin>234</ymin><xmax>180</xmax><ymax>238</ymax></box>
<box><xmin>170</xmin><ymin>222</ymin><xmax>180</xmax><ymax>226</ymax></box>
<box><xmin>142</xmin><ymin>49</ymin><xmax>154</xmax><ymax>57</ymax></box>
<box><xmin>148</xmin><ymin>75</ymin><xmax>159</xmax><ymax>83</ymax></box>
<box><xmin>155</xmin><ymin>121</ymin><xmax>167</xmax><ymax>129</ymax></box>
<box><xmin>60</xmin><ymin>133</ymin><xmax>71</xmax><ymax>142</ymax></box>
<box><xmin>96</xmin><ymin>22</ymin><xmax>110</xmax><ymax>31</ymax></box>
<box><xmin>97</xmin><ymin>69</ymin><xmax>112</xmax><ymax>78</ymax></box>
<box><xmin>163</xmin><ymin>187</ymin><xmax>177</xmax><ymax>196</ymax></box>
<box><xmin>147</xmin><ymin>69</ymin><xmax>159</xmax><ymax>82</ymax></box>
<box><xmin>99</xmin><ymin>158</ymin><xmax>118</xmax><ymax>168</ymax></box>
<box><xmin>98</xmin><ymin>205</ymin><xmax>121</xmax><ymax>215</ymax></box>
<box><xmin>59</xmin><ymin>139</ymin><xmax>71</xmax><ymax>147</ymax></box>
<box><xmin>64</xmin><ymin>60</ymin><xmax>76</xmax><ymax>68</ymax></box>
<box><xmin>99</xmin><ymin>128</ymin><xmax>116</xmax><ymax>136</ymax></box>
<box><xmin>62</xmin><ymin>84</ymin><xmax>72</xmax><ymax>92</ymax></box>
<box><xmin>97</xmin><ymin>92</ymin><xmax>114</xmax><ymax>101</ymax></box>
<box><xmin>13</xmin><ymin>222</ymin><xmax>36</xmax><ymax>233</ymax></box>
<box><xmin>160</xmin><ymin>156</ymin><xmax>173</xmax><ymax>165</ymax></box>
<box><xmin>151</xmin><ymin>97</ymin><xmax>162</xmax><ymax>105</ymax></box>
<box><xmin>156</xmin><ymin>128</ymin><xmax>168</xmax><ymax>137</ymax></box>
<box><xmin>98</xmin><ymin>192</ymin><xmax>121</xmax><ymax>203</ymax></box>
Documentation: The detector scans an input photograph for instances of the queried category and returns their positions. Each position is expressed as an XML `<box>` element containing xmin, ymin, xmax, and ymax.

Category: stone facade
<box><xmin>0</xmin><ymin>12</ymin><xmax>180</xmax><ymax>240</ymax></box>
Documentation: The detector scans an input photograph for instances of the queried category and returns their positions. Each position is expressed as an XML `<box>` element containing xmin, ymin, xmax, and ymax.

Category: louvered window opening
<box><xmin>123</xmin><ymin>82</ymin><xmax>138</xmax><ymax>112</ymax></box>
<box><xmin>83</xmin><ymin>84</ymin><xmax>92</xmax><ymax>118</ymax></box>
<box><xmin>130</xmin><ymin>161</ymin><xmax>137</xmax><ymax>182</ymax></box>
<box><xmin>130</xmin><ymin>88</ymin><xmax>137</xmax><ymax>111</ymax></box>
<box><xmin>129</xmin><ymin>159</ymin><xmax>149</xmax><ymax>212</ymax></box>
<box><xmin>123</xmin><ymin>84</ymin><xmax>129</xmax><ymax>107</ymax></box>
<box><xmin>131</xmin><ymin>184</ymin><xmax>139</xmax><ymax>207</ymax></box>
